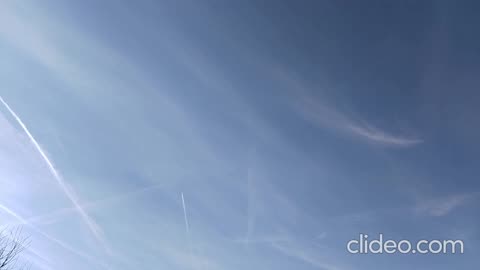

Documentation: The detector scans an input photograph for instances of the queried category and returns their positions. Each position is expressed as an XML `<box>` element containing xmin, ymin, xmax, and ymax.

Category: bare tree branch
<box><xmin>0</xmin><ymin>228</ymin><xmax>29</xmax><ymax>270</ymax></box>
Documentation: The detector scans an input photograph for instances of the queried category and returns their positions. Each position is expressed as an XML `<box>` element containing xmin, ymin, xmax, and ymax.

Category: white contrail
<box><xmin>181</xmin><ymin>192</ymin><xmax>203</xmax><ymax>270</ymax></box>
<box><xmin>0</xmin><ymin>96</ymin><xmax>106</xmax><ymax>248</ymax></box>
<box><xmin>181</xmin><ymin>192</ymin><xmax>190</xmax><ymax>234</ymax></box>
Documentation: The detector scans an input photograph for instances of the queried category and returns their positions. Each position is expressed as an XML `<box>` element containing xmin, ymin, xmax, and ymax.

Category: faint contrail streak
<box><xmin>0</xmin><ymin>96</ymin><xmax>106</xmax><ymax>248</ymax></box>
<box><xmin>181</xmin><ymin>192</ymin><xmax>196</xmax><ymax>269</ymax></box>
<box><xmin>4</xmin><ymin>183</ymin><xmax>164</xmax><ymax>227</ymax></box>
<box><xmin>181</xmin><ymin>192</ymin><xmax>190</xmax><ymax>234</ymax></box>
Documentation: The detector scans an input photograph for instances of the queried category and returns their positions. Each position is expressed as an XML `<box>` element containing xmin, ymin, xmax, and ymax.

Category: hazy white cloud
<box><xmin>0</xmin><ymin>2</ymin><xmax>456</xmax><ymax>270</ymax></box>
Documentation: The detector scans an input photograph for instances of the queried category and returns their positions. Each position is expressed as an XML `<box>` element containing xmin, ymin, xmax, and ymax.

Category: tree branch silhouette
<box><xmin>0</xmin><ymin>228</ymin><xmax>29</xmax><ymax>270</ymax></box>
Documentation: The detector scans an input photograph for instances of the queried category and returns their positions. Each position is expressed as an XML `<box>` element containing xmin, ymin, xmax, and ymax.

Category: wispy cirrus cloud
<box><xmin>345</xmin><ymin>122</ymin><xmax>423</xmax><ymax>146</ymax></box>
<box><xmin>268</xmin><ymin>66</ymin><xmax>422</xmax><ymax>147</ymax></box>
<box><xmin>296</xmin><ymin>92</ymin><xmax>422</xmax><ymax>147</ymax></box>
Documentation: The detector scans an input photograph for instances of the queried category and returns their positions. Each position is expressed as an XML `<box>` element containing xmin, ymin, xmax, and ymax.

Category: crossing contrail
<box><xmin>0</xmin><ymin>96</ymin><xmax>106</xmax><ymax>249</ymax></box>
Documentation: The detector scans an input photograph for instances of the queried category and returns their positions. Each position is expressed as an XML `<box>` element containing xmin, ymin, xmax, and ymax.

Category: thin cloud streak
<box><xmin>298</xmin><ymin>95</ymin><xmax>422</xmax><ymax>147</ymax></box>
<box><xmin>0</xmin><ymin>96</ymin><xmax>107</xmax><ymax>250</ymax></box>
<box><xmin>346</xmin><ymin>122</ymin><xmax>423</xmax><ymax>146</ymax></box>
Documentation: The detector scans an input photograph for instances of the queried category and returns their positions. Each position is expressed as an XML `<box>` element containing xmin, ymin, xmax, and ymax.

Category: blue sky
<box><xmin>1</xmin><ymin>0</ymin><xmax>480</xmax><ymax>269</ymax></box>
